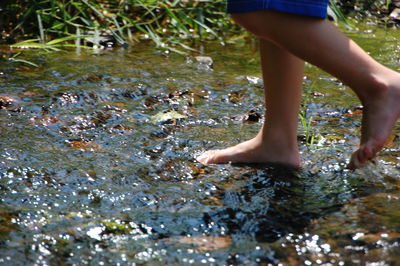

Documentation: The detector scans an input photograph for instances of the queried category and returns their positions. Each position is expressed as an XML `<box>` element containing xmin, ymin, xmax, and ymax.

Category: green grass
<box><xmin>3</xmin><ymin>0</ymin><xmax>237</xmax><ymax>53</ymax></box>
<box><xmin>299</xmin><ymin>83</ymin><xmax>323</xmax><ymax>147</ymax></box>
<box><xmin>8</xmin><ymin>52</ymin><xmax>39</xmax><ymax>68</ymax></box>
<box><xmin>2</xmin><ymin>1</ymin><xmax>394</xmax><ymax>53</ymax></box>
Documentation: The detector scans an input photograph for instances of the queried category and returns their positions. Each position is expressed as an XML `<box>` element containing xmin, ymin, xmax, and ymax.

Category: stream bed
<box><xmin>1</xmin><ymin>23</ymin><xmax>400</xmax><ymax>265</ymax></box>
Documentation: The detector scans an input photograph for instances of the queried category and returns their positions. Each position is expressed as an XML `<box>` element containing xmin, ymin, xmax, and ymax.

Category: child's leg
<box><xmin>200</xmin><ymin>10</ymin><xmax>400</xmax><ymax>169</ymax></box>
<box><xmin>197</xmin><ymin>39</ymin><xmax>304</xmax><ymax>167</ymax></box>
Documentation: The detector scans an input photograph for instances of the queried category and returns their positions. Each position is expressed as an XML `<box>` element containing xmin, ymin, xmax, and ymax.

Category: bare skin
<box><xmin>197</xmin><ymin>39</ymin><xmax>303</xmax><ymax>167</ymax></box>
<box><xmin>197</xmin><ymin>10</ymin><xmax>400</xmax><ymax>169</ymax></box>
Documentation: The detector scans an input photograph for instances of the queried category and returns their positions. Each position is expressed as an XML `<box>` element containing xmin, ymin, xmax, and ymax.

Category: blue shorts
<box><xmin>227</xmin><ymin>0</ymin><xmax>329</xmax><ymax>19</ymax></box>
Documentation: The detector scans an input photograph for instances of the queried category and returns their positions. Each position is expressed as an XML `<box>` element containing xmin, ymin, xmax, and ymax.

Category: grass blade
<box><xmin>37</xmin><ymin>11</ymin><xmax>45</xmax><ymax>43</ymax></box>
<box><xmin>9</xmin><ymin>58</ymin><xmax>39</xmax><ymax>68</ymax></box>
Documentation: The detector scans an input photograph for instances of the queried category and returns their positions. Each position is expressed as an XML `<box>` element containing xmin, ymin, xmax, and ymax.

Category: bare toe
<box><xmin>348</xmin><ymin>140</ymin><xmax>383</xmax><ymax>169</ymax></box>
<box><xmin>196</xmin><ymin>137</ymin><xmax>300</xmax><ymax>166</ymax></box>
<box><xmin>196</xmin><ymin>151</ymin><xmax>213</xmax><ymax>164</ymax></box>
<box><xmin>196</xmin><ymin>150</ymin><xmax>226</xmax><ymax>164</ymax></box>
<box><xmin>348</xmin><ymin>148</ymin><xmax>366</xmax><ymax>170</ymax></box>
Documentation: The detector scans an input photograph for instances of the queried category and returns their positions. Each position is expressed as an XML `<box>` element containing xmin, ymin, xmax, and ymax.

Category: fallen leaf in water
<box><xmin>143</xmin><ymin>96</ymin><xmax>161</xmax><ymax>109</ymax></box>
<box><xmin>242</xmin><ymin>109</ymin><xmax>262</xmax><ymax>122</ymax></box>
<box><xmin>384</xmin><ymin>133</ymin><xmax>397</xmax><ymax>148</ymax></box>
<box><xmin>0</xmin><ymin>95</ymin><xmax>21</xmax><ymax>111</ymax></box>
<box><xmin>343</xmin><ymin>109</ymin><xmax>363</xmax><ymax>116</ymax></box>
<box><xmin>228</xmin><ymin>91</ymin><xmax>245</xmax><ymax>104</ymax></box>
<box><xmin>29</xmin><ymin>116</ymin><xmax>59</xmax><ymax>126</ymax></box>
<box><xmin>112</xmin><ymin>124</ymin><xmax>134</xmax><ymax>132</ymax></box>
<box><xmin>190</xmin><ymin>164</ymin><xmax>208</xmax><ymax>177</ymax></box>
<box><xmin>67</xmin><ymin>140</ymin><xmax>100</xmax><ymax>151</ymax></box>
<box><xmin>206</xmin><ymin>196</ymin><xmax>223</xmax><ymax>206</ymax></box>
<box><xmin>189</xmin><ymin>90</ymin><xmax>208</xmax><ymax>98</ymax></box>
<box><xmin>19</xmin><ymin>91</ymin><xmax>35</xmax><ymax>98</ymax></box>
<box><xmin>0</xmin><ymin>96</ymin><xmax>15</xmax><ymax>108</ymax></box>
<box><xmin>85</xmin><ymin>74</ymin><xmax>103</xmax><ymax>82</ymax></box>
<box><xmin>151</xmin><ymin>110</ymin><xmax>187</xmax><ymax>124</ymax></box>
<box><xmin>92</xmin><ymin>111</ymin><xmax>112</xmax><ymax>125</ymax></box>
<box><xmin>0</xmin><ymin>209</ymin><xmax>19</xmax><ymax>239</ymax></box>
<box><xmin>176</xmin><ymin>236</ymin><xmax>232</xmax><ymax>251</ymax></box>
<box><xmin>232</xmin><ymin>110</ymin><xmax>262</xmax><ymax>123</ymax></box>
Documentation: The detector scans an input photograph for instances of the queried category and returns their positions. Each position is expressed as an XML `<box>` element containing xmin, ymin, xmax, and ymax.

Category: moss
<box><xmin>102</xmin><ymin>220</ymin><xmax>132</xmax><ymax>235</ymax></box>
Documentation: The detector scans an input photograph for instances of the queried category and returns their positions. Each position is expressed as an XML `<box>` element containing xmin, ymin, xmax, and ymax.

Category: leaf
<box><xmin>343</xmin><ymin>109</ymin><xmax>363</xmax><ymax>116</ymax></box>
<box><xmin>11</xmin><ymin>40</ymin><xmax>61</xmax><ymax>51</ymax></box>
<box><xmin>9</xmin><ymin>58</ymin><xmax>39</xmax><ymax>68</ymax></box>
<box><xmin>176</xmin><ymin>236</ymin><xmax>232</xmax><ymax>251</ymax></box>
<box><xmin>67</xmin><ymin>140</ymin><xmax>100</xmax><ymax>151</ymax></box>
<box><xmin>0</xmin><ymin>95</ymin><xmax>19</xmax><ymax>109</ymax></box>
<box><xmin>150</xmin><ymin>110</ymin><xmax>187</xmax><ymax>124</ymax></box>
<box><xmin>384</xmin><ymin>133</ymin><xmax>397</xmax><ymax>148</ymax></box>
<box><xmin>19</xmin><ymin>91</ymin><xmax>36</xmax><ymax>98</ymax></box>
<box><xmin>29</xmin><ymin>116</ymin><xmax>58</xmax><ymax>126</ymax></box>
<box><xmin>46</xmin><ymin>35</ymin><xmax>87</xmax><ymax>45</ymax></box>
<box><xmin>10</xmin><ymin>38</ymin><xmax>41</xmax><ymax>46</ymax></box>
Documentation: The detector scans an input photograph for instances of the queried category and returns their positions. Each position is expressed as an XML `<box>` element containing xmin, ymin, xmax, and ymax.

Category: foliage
<box><xmin>1</xmin><ymin>0</ymin><xmax>397</xmax><ymax>53</ymax></box>
<box><xmin>8</xmin><ymin>52</ymin><xmax>39</xmax><ymax>67</ymax></box>
<box><xmin>10</xmin><ymin>36</ymin><xmax>91</xmax><ymax>51</ymax></box>
<box><xmin>1</xmin><ymin>0</ymin><xmax>236</xmax><ymax>53</ymax></box>
<box><xmin>299</xmin><ymin>83</ymin><xmax>323</xmax><ymax>147</ymax></box>
<box><xmin>332</xmin><ymin>0</ymin><xmax>394</xmax><ymax>16</ymax></box>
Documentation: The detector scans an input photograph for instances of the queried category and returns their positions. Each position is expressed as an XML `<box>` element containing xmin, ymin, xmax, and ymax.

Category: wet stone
<box><xmin>0</xmin><ymin>95</ymin><xmax>22</xmax><ymax>111</ymax></box>
<box><xmin>194</xmin><ymin>56</ymin><xmax>213</xmax><ymax>70</ymax></box>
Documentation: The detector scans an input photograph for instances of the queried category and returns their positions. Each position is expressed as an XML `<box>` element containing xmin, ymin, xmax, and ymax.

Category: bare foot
<box><xmin>348</xmin><ymin>82</ymin><xmax>400</xmax><ymax>169</ymax></box>
<box><xmin>196</xmin><ymin>136</ymin><xmax>301</xmax><ymax>167</ymax></box>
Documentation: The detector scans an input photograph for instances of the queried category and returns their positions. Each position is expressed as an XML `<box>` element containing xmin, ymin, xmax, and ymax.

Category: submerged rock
<box><xmin>0</xmin><ymin>95</ymin><xmax>21</xmax><ymax>112</ymax></box>
<box><xmin>150</xmin><ymin>110</ymin><xmax>187</xmax><ymax>124</ymax></box>
<box><xmin>84</xmin><ymin>29</ymin><xmax>117</xmax><ymax>48</ymax></box>
<box><xmin>194</xmin><ymin>56</ymin><xmax>213</xmax><ymax>70</ymax></box>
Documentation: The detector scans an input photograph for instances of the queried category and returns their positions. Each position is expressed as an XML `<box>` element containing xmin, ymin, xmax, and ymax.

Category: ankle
<box><xmin>255</xmin><ymin>131</ymin><xmax>298</xmax><ymax>152</ymax></box>
<box><xmin>358</xmin><ymin>73</ymin><xmax>390</xmax><ymax>105</ymax></box>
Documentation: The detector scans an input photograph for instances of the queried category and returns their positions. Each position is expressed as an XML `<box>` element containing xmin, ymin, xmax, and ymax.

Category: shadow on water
<box><xmin>126</xmin><ymin>163</ymin><xmax>398</xmax><ymax>265</ymax></box>
<box><xmin>205</xmin><ymin>165</ymin><xmax>342</xmax><ymax>244</ymax></box>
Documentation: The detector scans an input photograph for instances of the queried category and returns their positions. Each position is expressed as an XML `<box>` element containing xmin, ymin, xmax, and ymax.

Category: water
<box><xmin>1</xmin><ymin>23</ymin><xmax>400</xmax><ymax>265</ymax></box>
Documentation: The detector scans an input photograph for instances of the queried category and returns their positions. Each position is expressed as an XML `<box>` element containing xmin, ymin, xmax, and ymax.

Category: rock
<box><xmin>195</xmin><ymin>56</ymin><xmax>213</xmax><ymax>64</ymax></box>
<box><xmin>242</xmin><ymin>109</ymin><xmax>262</xmax><ymax>123</ymax></box>
<box><xmin>389</xmin><ymin>8</ymin><xmax>400</xmax><ymax>20</ymax></box>
<box><xmin>232</xmin><ymin>110</ymin><xmax>262</xmax><ymax>123</ymax></box>
<box><xmin>195</xmin><ymin>56</ymin><xmax>213</xmax><ymax>70</ymax></box>
<box><xmin>0</xmin><ymin>95</ymin><xmax>21</xmax><ymax>111</ymax></box>
<box><xmin>150</xmin><ymin>110</ymin><xmax>187</xmax><ymax>124</ymax></box>
<box><xmin>84</xmin><ymin>29</ymin><xmax>117</xmax><ymax>48</ymax></box>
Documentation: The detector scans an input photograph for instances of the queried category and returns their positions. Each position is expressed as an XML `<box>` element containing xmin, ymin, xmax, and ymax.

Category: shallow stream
<box><xmin>1</xmin><ymin>23</ymin><xmax>400</xmax><ymax>265</ymax></box>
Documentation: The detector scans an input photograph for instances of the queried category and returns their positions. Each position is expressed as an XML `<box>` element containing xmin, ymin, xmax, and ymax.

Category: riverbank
<box><xmin>1</xmin><ymin>0</ymin><xmax>399</xmax><ymax>52</ymax></box>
